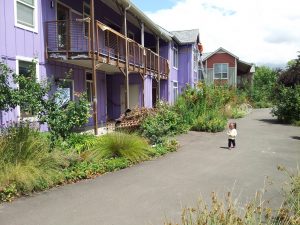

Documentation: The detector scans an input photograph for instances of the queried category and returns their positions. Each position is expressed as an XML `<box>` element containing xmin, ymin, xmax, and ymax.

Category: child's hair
<box><xmin>229</xmin><ymin>122</ymin><xmax>237</xmax><ymax>129</ymax></box>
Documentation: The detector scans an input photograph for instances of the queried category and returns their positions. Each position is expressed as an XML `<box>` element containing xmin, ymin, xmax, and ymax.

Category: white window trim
<box><xmin>15</xmin><ymin>56</ymin><xmax>40</xmax><ymax>121</ymax></box>
<box><xmin>213</xmin><ymin>63</ymin><xmax>229</xmax><ymax>80</ymax></box>
<box><xmin>173</xmin><ymin>46</ymin><xmax>178</xmax><ymax>70</ymax></box>
<box><xmin>14</xmin><ymin>0</ymin><xmax>38</xmax><ymax>33</ymax></box>
<box><xmin>172</xmin><ymin>80</ymin><xmax>178</xmax><ymax>103</ymax></box>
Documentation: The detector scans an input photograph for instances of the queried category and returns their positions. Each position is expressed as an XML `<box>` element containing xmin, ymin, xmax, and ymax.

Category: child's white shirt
<box><xmin>227</xmin><ymin>128</ymin><xmax>237</xmax><ymax>139</ymax></box>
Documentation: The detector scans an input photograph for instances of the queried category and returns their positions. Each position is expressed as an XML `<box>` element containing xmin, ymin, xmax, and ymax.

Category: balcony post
<box><xmin>90</xmin><ymin>0</ymin><xmax>98</xmax><ymax>135</ymax></box>
<box><xmin>124</xmin><ymin>5</ymin><xmax>131</xmax><ymax>110</ymax></box>
<box><xmin>156</xmin><ymin>37</ymin><xmax>160</xmax><ymax>101</ymax></box>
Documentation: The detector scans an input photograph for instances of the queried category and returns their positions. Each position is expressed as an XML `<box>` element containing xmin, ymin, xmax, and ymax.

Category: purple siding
<box><xmin>144</xmin><ymin>76</ymin><xmax>153</xmax><ymax>108</ymax></box>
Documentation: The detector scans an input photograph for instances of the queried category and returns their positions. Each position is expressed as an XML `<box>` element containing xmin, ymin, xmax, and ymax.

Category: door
<box><xmin>57</xmin><ymin>3</ymin><xmax>70</xmax><ymax>50</ymax></box>
<box><xmin>120</xmin><ymin>84</ymin><xmax>140</xmax><ymax>113</ymax></box>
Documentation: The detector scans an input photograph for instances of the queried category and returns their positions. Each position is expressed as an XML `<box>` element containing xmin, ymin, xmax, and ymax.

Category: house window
<box><xmin>86</xmin><ymin>72</ymin><xmax>93</xmax><ymax>102</ymax></box>
<box><xmin>56</xmin><ymin>79</ymin><xmax>74</xmax><ymax>106</ymax></box>
<box><xmin>15</xmin><ymin>0</ymin><xmax>37</xmax><ymax>32</ymax></box>
<box><xmin>83</xmin><ymin>2</ymin><xmax>90</xmax><ymax>38</ymax></box>
<box><xmin>18</xmin><ymin>60</ymin><xmax>34</xmax><ymax>117</ymax></box>
<box><xmin>173</xmin><ymin>46</ymin><xmax>178</xmax><ymax>69</ymax></box>
<box><xmin>214</xmin><ymin>63</ymin><xmax>228</xmax><ymax>79</ymax></box>
<box><xmin>172</xmin><ymin>81</ymin><xmax>178</xmax><ymax>103</ymax></box>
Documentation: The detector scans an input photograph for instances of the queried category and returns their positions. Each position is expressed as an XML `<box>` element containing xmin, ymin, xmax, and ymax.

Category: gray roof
<box><xmin>171</xmin><ymin>29</ymin><xmax>200</xmax><ymax>44</ymax></box>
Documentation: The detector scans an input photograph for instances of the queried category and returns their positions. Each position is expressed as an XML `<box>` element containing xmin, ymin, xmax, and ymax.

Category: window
<box><xmin>172</xmin><ymin>81</ymin><xmax>178</xmax><ymax>103</ymax></box>
<box><xmin>173</xmin><ymin>46</ymin><xmax>178</xmax><ymax>69</ymax></box>
<box><xmin>83</xmin><ymin>2</ymin><xmax>90</xmax><ymax>38</ymax></box>
<box><xmin>18</xmin><ymin>60</ymin><xmax>34</xmax><ymax>117</ymax></box>
<box><xmin>15</xmin><ymin>0</ymin><xmax>37</xmax><ymax>32</ymax></box>
<box><xmin>214</xmin><ymin>63</ymin><xmax>228</xmax><ymax>79</ymax></box>
<box><xmin>86</xmin><ymin>72</ymin><xmax>93</xmax><ymax>102</ymax></box>
<box><xmin>56</xmin><ymin>79</ymin><xmax>74</xmax><ymax>106</ymax></box>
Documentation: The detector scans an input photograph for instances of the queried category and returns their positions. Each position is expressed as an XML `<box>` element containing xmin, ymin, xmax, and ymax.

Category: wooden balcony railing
<box><xmin>46</xmin><ymin>20</ymin><xmax>169</xmax><ymax>79</ymax></box>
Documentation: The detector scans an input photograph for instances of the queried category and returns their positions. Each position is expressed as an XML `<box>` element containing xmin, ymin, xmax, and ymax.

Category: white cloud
<box><xmin>146</xmin><ymin>0</ymin><xmax>300</xmax><ymax>65</ymax></box>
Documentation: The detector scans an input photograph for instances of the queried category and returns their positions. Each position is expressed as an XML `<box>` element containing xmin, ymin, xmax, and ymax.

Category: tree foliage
<box><xmin>272</xmin><ymin>53</ymin><xmax>300</xmax><ymax>123</ymax></box>
<box><xmin>251</xmin><ymin>66</ymin><xmax>278</xmax><ymax>108</ymax></box>
<box><xmin>0</xmin><ymin>61</ymin><xmax>91</xmax><ymax>142</ymax></box>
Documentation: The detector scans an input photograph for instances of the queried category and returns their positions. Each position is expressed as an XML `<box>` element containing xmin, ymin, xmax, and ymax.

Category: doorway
<box><xmin>57</xmin><ymin>3</ymin><xmax>70</xmax><ymax>50</ymax></box>
<box><xmin>120</xmin><ymin>84</ymin><xmax>140</xmax><ymax>113</ymax></box>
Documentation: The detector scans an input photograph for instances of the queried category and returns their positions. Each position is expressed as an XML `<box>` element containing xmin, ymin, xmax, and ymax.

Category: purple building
<box><xmin>0</xmin><ymin>0</ymin><xmax>200</xmax><ymax>132</ymax></box>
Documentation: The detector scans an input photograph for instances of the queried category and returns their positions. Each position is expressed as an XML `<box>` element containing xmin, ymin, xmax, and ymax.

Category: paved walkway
<box><xmin>0</xmin><ymin>109</ymin><xmax>299</xmax><ymax>225</ymax></box>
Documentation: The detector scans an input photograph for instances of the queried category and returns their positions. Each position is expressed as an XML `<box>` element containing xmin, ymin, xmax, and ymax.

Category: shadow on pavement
<box><xmin>291</xmin><ymin>136</ymin><xmax>300</xmax><ymax>141</ymax></box>
<box><xmin>220</xmin><ymin>147</ymin><xmax>229</xmax><ymax>150</ymax></box>
<box><xmin>257</xmin><ymin>119</ymin><xmax>286</xmax><ymax>125</ymax></box>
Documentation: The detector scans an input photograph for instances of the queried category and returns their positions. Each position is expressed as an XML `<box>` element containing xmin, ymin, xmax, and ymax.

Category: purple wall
<box><xmin>0</xmin><ymin>0</ymin><xmax>198</xmax><ymax>128</ymax></box>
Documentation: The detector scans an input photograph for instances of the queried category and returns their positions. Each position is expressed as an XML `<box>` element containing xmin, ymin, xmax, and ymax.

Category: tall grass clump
<box><xmin>90</xmin><ymin>132</ymin><xmax>152</xmax><ymax>163</ymax></box>
<box><xmin>0</xmin><ymin>123</ymin><xmax>67</xmax><ymax>196</ymax></box>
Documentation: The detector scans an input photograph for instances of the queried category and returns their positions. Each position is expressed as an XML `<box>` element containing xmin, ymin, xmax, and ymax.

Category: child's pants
<box><xmin>228</xmin><ymin>139</ymin><xmax>236</xmax><ymax>148</ymax></box>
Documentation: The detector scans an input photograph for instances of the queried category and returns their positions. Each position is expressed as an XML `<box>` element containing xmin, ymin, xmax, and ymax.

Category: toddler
<box><xmin>227</xmin><ymin>122</ymin><xmax>237</xmax><ymax>150</ymax></box>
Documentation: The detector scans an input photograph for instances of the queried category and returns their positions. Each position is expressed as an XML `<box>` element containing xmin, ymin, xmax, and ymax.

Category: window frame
<box><xmin>173</xmin><ymin>45</ymin><xmax>179</xmax><ymax>69</ymax></box>
<box><xmin>15</xmin><ymin>56</ymin><xmax>39</xmax><ymax>120</ymax></box>
<box><xmin>172</xmin><ymin>80</ymin><xmax>178</xmax><ymax>103</ymax></box>
<box><xmin>85</xmin><ymin>71</ymin><xmax>93</xmax><ymax>103</ymax></box>
<box><xmin>14</xmin><ymin>0</ymin><xmax>38</xmax><ymax>33</ymax></box>
<box><xmin>83</xmin><ymin>1</ymin><xmax>90</xmax><ymax>38</ymax></box>
<box><xmin>213</xmin><ymin>63</ymin><xmax>229</xmax><ymax>80</ymax></box>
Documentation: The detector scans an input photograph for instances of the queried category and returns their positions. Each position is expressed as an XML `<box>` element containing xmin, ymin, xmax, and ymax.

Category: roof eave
<box><xmin>119</xmin><ymin>0</ymin><xmax>172</xmax><ymax>42</ymax></box>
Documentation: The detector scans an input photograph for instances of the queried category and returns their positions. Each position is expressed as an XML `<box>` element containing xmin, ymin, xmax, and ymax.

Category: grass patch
<box><xmin>89</xmin><ymin>132</ymin><xmax>152</xmax><ymax>163</ymax></box>
<box><xmin>0</xmin><ymin>124</ymin><xmax>68</xmax><ymax>201</ymax></box>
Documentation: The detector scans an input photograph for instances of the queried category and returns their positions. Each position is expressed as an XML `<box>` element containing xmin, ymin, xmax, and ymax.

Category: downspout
<box><xmin>124</xmin><ymin>4</ymin><xmax>131</xmax><ymax>110</ymax></box>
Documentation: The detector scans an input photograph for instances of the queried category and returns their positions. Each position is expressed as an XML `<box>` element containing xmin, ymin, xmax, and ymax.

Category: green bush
<box><xmin>0</xmin><ymin>124</ymin><xmax>68</xmax><ymax>200</ymax></box>
<box><xmin>153</xmin><ymin>139</ymin><xmax>180</xmax><ymax>156</ymax></box>
<box><xmin>90</xmin><ymin>132</ymin><xmax>151</xmax><ymax>163</ymax></box>
<box><xmin>192</xmin><ymin>111</ymin><xmax>227</xmax><ymax>132</ymax></box>
<box><xmin>140</xmin><ymin>103</ymin><xmax>188</xmax><ymax>144</ymax></box>
<box><xmin>271</xmin><ymin>85</ymin><xmax>300</xmax><ymax>123</ymax></box>
<box><xmin>251</xmin><ymin>66</ymin><xmax>278</xmax><ymax>107</ymax></box>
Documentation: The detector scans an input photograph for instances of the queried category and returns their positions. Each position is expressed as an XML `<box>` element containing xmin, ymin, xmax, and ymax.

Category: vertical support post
<box><xmin>156</xmin><ymin>37</ymin><xmax>160</xmax><ymax>101</ymax></box>
<box><xmin>124</xmin><ymin>6</ymin><xmax>130</xmax><ymax>110</ymax></box>
<box><xmin>141</xmin><ymin>22</ymin><xmax>144</xmax><ymax>47</ymax></box>
<box><xmin>90</xmin><ymin>0</ymin><xmax>98</xmax><ymax>135</ymax></box>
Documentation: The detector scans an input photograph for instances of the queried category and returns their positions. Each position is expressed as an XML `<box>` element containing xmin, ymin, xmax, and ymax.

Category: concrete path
<box><xmin>0</xmin><ymin>109</ymin><xmax>299</xmax><ymax>225</ymax></box>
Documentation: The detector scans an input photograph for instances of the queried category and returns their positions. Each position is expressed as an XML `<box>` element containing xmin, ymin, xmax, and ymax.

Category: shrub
<box><xmin>90</xmin><ymin>132</ymin><xmax>151</xmax><ymax>163</ymax></box>
<box><xmin>0</xmin><ymin>124</ymin><xmax>67</xmax><ymax>200</ymax></box>
<box><xmin>271</xmin><ymin>85</ymin><xmax>300</xmax><ymax>123</ymax></box>
<box><xmin>40</xmin><ymin>93</ymin><xmax>91</xmax><ymax>142</ymax></box>
<box><xmin>251</xmin><ymin>66</ymin><xmax>278</xmax><ymax>108</ymax></box>
<box><xmin>153</xmin><ymin>139</ymin><xmax>180</xmax><ymax>156</ymax></box>
<box><xmin>140</xmin><ymin>103</ymin><xmax>188</xmax><ymax>144</ymax></box>
<box><xmin>192</xmin><ymin>111</ymin><xmax>227</xmax><ymax>132</ymax></box>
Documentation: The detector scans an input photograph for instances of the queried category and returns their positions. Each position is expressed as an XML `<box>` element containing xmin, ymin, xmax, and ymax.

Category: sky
<box><xmin>131</xmin><ymin>0</ymin><xmax>300</xmax><ymax>67</ymax></box>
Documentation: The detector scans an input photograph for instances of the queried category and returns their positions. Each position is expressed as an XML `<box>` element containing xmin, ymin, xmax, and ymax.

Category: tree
<box><xmin>0</xmin><ymin>61</ymin><xmax>91</xmax><ymax>142</ymax></box>
<box><xmin>272</xmin><ymin>52</ymin><xmax>300</xmax><ymax>123</ymax></box>
<box><xmin>251</xmin><ymin>66</ymin><xmax>278</xmax><ymax>107</ymax></box>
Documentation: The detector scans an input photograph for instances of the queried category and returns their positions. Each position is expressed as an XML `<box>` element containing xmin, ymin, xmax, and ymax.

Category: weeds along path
<box><xmin>0</xmin><ymin>109</ymin><xmax>299</xmax><ymax>225</ymax></box>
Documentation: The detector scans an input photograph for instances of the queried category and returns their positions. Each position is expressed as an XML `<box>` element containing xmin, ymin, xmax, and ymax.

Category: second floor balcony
<box><xmin>45</xmin><ymin>19</ymin><xmax>169</xmax><ymax>79</ymax></box>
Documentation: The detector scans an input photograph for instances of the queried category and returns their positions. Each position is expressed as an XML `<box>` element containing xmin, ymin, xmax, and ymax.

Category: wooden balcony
<box><xmin>46</xmin><ymin>20</ymin><xmax>169</xmax><ymax>79</ymax></box>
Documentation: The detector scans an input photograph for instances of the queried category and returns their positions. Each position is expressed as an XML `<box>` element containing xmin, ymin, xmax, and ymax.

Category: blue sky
<box><xmin>131</xmin><ymin>0</ymin><xmax>177</xmax><ymax>12</ymax></box>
